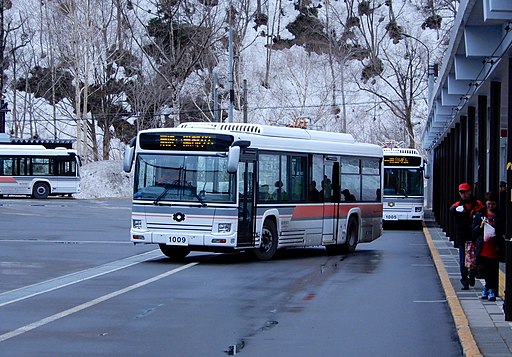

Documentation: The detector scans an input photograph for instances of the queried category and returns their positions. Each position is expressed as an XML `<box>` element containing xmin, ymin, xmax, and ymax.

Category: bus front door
<box><xmin>322</xmin><ymin>160</ymin><xmax>341</xmax><ymax>245</ymax></box>
<box><xmin>237</xmin><ymin>160</ymin><xmax>256</xmax><ymax>247</ymax></box>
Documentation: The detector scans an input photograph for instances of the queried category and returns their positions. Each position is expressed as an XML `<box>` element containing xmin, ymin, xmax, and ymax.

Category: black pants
<box><xmin>478</xmin><ymin>256</ymin><xmax>500</xmax><ymax>291</ymax></box>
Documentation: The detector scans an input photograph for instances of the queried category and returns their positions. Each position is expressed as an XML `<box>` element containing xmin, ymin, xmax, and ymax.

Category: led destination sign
<box><xmin>384</xmin><ymin>155</ymin><xmax>422</xmax><ymax>167</ymax></box>
<box><xmin>160</xmin><ymin>135</ymin><xmax>213</xmax><ymax>148</ymax></box>
<box><xmin>139</xmin><ymin>132</ymin><xmax>233</xmax><ymax>151</ymax></box>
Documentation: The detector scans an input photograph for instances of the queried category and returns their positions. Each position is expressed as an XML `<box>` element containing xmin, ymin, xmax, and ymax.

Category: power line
<box><xmin>4</xmin><ymin>97</ymin><xmax>408</xmax><ymax>124</ymax></box>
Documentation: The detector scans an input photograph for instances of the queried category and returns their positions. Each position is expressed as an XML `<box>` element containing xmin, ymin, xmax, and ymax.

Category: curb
<box><xmin>422</xmin><ymin>222</ymin><xmax>482</xmax><ymax>357</ymax></box>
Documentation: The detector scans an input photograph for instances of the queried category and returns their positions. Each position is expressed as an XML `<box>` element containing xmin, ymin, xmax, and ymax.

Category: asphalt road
<box><xmin>0</xmin><ymin>198</ymin><xmax>462</xmax><ymax>356</ymax></box>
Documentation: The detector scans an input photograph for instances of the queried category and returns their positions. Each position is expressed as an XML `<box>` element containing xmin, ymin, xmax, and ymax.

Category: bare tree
<box><xmin>359</xmin><ymin>40</ymin><xmax>427</xmax><ymax>146</ymax></box>
<box><xmin>35</xmin><ymin>0</ymin><xmax>143</xmax><ymax>160</ymax></box>
<box><xmin>328</xmin><ymin>0</ymin><xmax>431</xmax><ymax>147</ymax></box>
<box><xmin>120</xmin><ymin>0</ymin><xmax>226</xmax><ymax>127</ymax></box>
<box><xmin>6</xmin><ymin>11</ymin><xmax>32</xmax><ymax>137</ymax></box>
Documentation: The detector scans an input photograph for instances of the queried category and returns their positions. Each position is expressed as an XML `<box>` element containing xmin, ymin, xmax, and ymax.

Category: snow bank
<box><xmin>74</xmin><ymin>160</ymin><xmax>133</xmax><ymax>199</ymax></box>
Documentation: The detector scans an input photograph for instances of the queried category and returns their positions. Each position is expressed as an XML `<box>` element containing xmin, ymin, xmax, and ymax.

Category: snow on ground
<box><xmin>74</xmin><ymin>160</ymin><xmax>133</xmax><ymax>199</ymax></box>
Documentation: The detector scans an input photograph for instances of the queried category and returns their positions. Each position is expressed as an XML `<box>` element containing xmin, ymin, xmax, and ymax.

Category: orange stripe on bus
<box><xmin>292</xmin><ymin>205</ymin><xmax>327</xmax><ymax>219</ymax></box>
<box><xmin>0</xmin><ymin>176</ymin><xmax>16</xmax><ymax>183</ymax></box>
<box><xmin>292</xmin><ymin>203</ymin><xmax>383</xmax><ymax>220</ymax></box>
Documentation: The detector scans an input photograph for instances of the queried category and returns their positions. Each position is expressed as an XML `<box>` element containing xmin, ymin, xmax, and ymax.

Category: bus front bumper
<box><xmin>383</xmin><ymin>212</ymin><xmax>424</xmax><ymax>221</ymax></box>
<box><xmin>131</xmin><ymin>229</ymin><xmax>238</xmax><ymax>248</ymax></box>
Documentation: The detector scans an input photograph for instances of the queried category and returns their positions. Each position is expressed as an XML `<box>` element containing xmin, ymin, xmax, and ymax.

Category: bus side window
<box><xmin>0</xmin><ymin>157</ymin><xmax>12</xmax><ymax>175</ymax></box>
<box><xmin>340</xmin><ymin>157</ymin><xmax>361</xmax><ymax>201</ymax></box>
<box><xmin>309</xmin><ymin>155</ymin><xmax>323</xmax><ymax>202</ymax></box>
<box><xmin>290</xmin><ymin>156</ymin><xmax>306</xmax><ymax>201</ymax></box>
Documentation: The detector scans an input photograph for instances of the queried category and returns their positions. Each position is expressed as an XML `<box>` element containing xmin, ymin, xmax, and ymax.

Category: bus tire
<box><xmin>159</xmin><ymin>244</ymin><xmax>190</xmax><ymax>260</ymax></box>
<box><xmin>254</xmin><ymin>220</ymin><xmax>278</xmax><ymax>261</ymax></box>
<box><xmin>32</xmin><ymin>182</ymin><xmax>50</xmax><ymax>199</ymax></box>
<box><xmin>341</xmin><ymin>217</ymin><xmax>358</xmax><ymax>253</ymax></box>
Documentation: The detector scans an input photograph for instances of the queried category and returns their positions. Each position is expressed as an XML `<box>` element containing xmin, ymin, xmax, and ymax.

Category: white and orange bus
<box><xmin>0</xmin><ymin>145</ymin><xmax>80</xmax><ymax>199</ymax></box>
<box><xmin>123</xmin><ymin>122</ymin><xmax>383</xmax><ymax>260</ymax></box>
<box><xmin>382</xmin><ymin>147</ymin><xmax>426</xmax><ymax>222</ymax></box>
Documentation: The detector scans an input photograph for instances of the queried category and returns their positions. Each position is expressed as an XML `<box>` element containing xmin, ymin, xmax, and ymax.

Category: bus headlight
<box><xmin>218</xmin><ymin>223</ymin><xmax>232</xmax><ymax>233</ymax></box>
<box><xmin>415</xmin><ymin>207</ymin><xmax>423</xmax><ymax>212</ymax></box>
<box><xmin>133</xmin><ymin>219</ymin><xmax>143</xmax><ymax>229</ymax></box>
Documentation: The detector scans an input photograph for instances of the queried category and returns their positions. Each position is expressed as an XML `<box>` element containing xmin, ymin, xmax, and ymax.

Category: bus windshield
<box><xmin>134</xmin><ymin>153</ymin><xmax>236</xmax><ymax>204</ymax></box>
<box><xmin>383</xmin><ymin>168</ymin><xmax>423</xmax><ymax>196</ymax></box>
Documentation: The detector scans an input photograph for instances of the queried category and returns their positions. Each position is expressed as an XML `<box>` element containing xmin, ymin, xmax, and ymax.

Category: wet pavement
<box><xmin>424</xmin><ymin>210</ymin><xmax>512</xmax><ymax>357</ymax></box>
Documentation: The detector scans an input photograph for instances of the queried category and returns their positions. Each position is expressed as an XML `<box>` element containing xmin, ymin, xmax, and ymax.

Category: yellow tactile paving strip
<box><xmin>423</xmin><ymin>223</ymin><xmax>483</xmax><ymax>357</ymax></box>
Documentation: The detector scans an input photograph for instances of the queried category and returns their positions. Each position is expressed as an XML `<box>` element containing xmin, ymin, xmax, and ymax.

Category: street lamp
<box><xmin>401</xmin><ymin>32</ymin><xmax>435</xmax><ymax>100</ymax></box>
<box><xmin>401</xmin><ymin>33</ymin><xmax>431</xmax><ymax>74</ymax></box>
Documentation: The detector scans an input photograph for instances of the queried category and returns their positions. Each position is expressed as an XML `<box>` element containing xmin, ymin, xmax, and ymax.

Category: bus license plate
<box><xmin>167</xmin><ymin>236</ymin><xmax>188</xmax><ymax>246</ymax></box>
<box><xmin>384</xmin><ymin>214</ymin><xmax>398</xmax><ymax>221</ymax></box>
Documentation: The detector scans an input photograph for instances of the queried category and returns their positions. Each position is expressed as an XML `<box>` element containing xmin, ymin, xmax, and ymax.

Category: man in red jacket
<box><xmin>450</xmin><ymin>182</ymin><xmax>484</xmax><ymax>290</ymax></box>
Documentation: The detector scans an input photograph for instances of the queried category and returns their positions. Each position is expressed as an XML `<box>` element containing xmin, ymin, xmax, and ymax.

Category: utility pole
<box><xmin>228</xmin><ymin>25</ymin><xmax>234</xmax><ymax>123</ymax></box>
<box><xmin>243</xmin><ymin>79</ymin><xmax>247</xmax><ymax>123</ymax></box>
<box><xmin>0</xmin><ymin>0</ymin><xmax>5</xmax><ymax>134</ymax></box>
<box><xmin>213</xmin><ymin>72</ymin><xmax>219</xmax><ymax>122</ymax></box>
<box><xmin>227</xmin><ymin>1</ymin><xmax>235</xmax><ymax>123</ymax></box>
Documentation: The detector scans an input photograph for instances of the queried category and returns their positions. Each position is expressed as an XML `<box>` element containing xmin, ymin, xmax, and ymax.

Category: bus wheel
<box><xmin>341</xmin><ymin>217</ymin><xmax>358</xmax><ymax>253</ymax></box>
<box><xmin>159</xmin><ymin>244</ymin><xmax>190</xmax><ymax>260</ymax></box>
<box><xmin>254</xmin><ymin>220</ymin><xmax>278</xmax><ymax>261</ymax></box>
<box><xmin>32</xmin><ymin>182</ymin><xmax>50</xmax><ymax>199</ymax></box>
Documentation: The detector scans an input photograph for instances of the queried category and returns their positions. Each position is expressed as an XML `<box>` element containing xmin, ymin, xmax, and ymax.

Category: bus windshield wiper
<box><xmin>185</xmin><ymin>181</ymin><xmax>207</xmax><ymax>207</ymax></box>
<box><xmin>153</xmin><ymin>184</ymin><xmax>176</xmax><ymax>205</ymax></box>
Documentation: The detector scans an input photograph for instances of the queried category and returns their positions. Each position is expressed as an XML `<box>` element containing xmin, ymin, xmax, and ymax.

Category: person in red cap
<box><xmin>450</xmin><ymin>182</ymin><xmax>484</xmax><ymax>290</ymax></box>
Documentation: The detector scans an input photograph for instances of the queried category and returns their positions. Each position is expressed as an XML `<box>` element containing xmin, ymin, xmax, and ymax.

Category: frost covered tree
<box><xmin>126</xmin><ymin>0</ymin><xmax>226</xmax><ymax>126</ymax></box>
<box><xmin>0</xmin><ymin>0</ymin><xmax>453</xmax><ymax>158</ymax></box>
<box><xmin>329</xmin><ymin>0</ymin><xmax>434</xmax><ymax>148</ymax></box>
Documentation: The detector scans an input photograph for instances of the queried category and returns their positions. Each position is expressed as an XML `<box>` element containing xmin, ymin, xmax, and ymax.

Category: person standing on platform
<box><xmin>450</xmin><ymin>182</ymin><xmax>484</xmax><ymax>290</ymax></box>
<box><xmin>472</xmin><ymin>192</ymin><xmax>505</xmax><ymax>301</ymax></box>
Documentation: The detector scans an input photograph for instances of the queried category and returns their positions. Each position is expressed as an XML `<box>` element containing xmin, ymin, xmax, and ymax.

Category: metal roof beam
<box><xmin>434</xmin><ymin>100</ymin><xmax>453</xmax><ymax>115</ymax></box>
<box><xmin>448</xmin><ymin>73</ymin><xmax>472</xmax><ymax>95</ymax></box>
<box><xmin>441</xmin><ymin>88</ymin><xmax>461</xmax><ymax>106</ymax></box>
<box><xmin>465</xmin><ymin>25</ymin><xmax>503</xmax><ymax>56</ymax></box>
<box><xmin>454</xmin><ymin>55</ymin><xmax>493</xmax><ymax>80</ymax></box>
<box><xmin>483</xmin><ymin>0</ymin><xmax>512</xmax><ymax>21</ymax></box>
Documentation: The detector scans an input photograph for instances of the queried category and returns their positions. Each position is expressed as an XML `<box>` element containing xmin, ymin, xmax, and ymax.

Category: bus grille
<box><xmin>146</xmin><ymin>223</ymin><xmax>212</xmax><ymax>232</ymax></box>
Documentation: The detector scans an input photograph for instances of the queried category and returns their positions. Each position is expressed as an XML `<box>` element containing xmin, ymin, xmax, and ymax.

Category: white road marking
<box><xmin>0</xmin><ymin>249</ymin><xmax>163</xmax><ymax>307</ymax></box>
<box><xmin>0</xmin><ymin>262</ymin><xmax>198</xmax><ymax>342</ymax></box>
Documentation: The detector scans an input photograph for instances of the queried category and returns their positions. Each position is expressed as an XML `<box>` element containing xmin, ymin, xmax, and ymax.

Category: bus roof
<box><xmin>383</xmin><ymin>147</ymin><xmax>420</xmax><ymax>156</ymax></box>
<box><xmin>178</xmin><ymin>122</ymin><xmax>356</xmax><ymax>143</ymax></box>
<box><xmin>139</xmin><ymin>122</ymin><xmax>382</xmax><ymax>157</ymax></box>
<box><xmin>0</xmin><ymin>145</ymin><xmax>78</xmax><ymax>157</ymax></box>
<box><xmin>0</xmin><ymin>144</ymin><xmax>47</xmax><ymax>150</ymax></box>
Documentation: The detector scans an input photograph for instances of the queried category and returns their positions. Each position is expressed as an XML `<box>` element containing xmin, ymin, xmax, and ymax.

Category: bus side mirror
<box><xmin>123</xmin><ymin>137</ymin><xmax>136</xmax><ymax>173</ymax></box>
<box><xmin>422</xmin><ymin>164</ymin><xmax>430</xmax><ymax>179</ymax></box>
<box><xmin>227</xmin><ymin>146</ymin><xmax>240</xmax><ymax>174</ymax></box>
<box><xmin>123</xmin><ymin>145</ymin><xmax>135</xmax><ymax>172</ymax></box>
